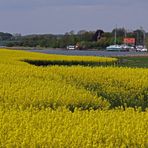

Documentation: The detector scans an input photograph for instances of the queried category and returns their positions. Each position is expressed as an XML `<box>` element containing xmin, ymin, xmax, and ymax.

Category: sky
<box><xmin>0</xmin><ymin>0</ymin><xmax>147</xmax><ymax>35</ymax></box>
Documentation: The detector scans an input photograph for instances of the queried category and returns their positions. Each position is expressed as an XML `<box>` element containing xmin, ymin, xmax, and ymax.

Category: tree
<box><xmin>112</xmin><ymin>28</ymin><xmax>125</xmax><ymax>37</ymax></box>
<box><xmin>77</xmin><ymin>30</ymin><xmax>87</xmax><ymax>35</ymax></box>
<box><xmin>92</xmin><ymin>29</ymin><xmax>104</xmax><ymax>41</ymax></box>
<box><xmin>133</xmin><ymin>29</ymin><xmax>144</xmax><ymax>45</ymax></box>
<box><xmin>0</xmin><ymin>32</ymin><xmax>13</xmax><ymax>40</ymax></box>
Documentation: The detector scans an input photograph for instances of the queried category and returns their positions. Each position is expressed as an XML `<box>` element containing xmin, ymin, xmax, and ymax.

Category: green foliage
<box><xmin>118</xmin><ymin>56</ymin><xmax>148</xmax><ymax>68</ymax></box>
<box><xmin>0</xmin><ymin>32</ymin><xmax>13</xmax><ymax>40</ymax></box>
<box><xmin>1</xmin><ymin>29</ymin><xmax>148</xmax><ymax>49</ymax></box>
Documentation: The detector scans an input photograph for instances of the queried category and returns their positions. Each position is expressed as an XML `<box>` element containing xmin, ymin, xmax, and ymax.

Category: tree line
<box><xmin>0</xmin><ymin>28</ymin><xmax>148</xmax><ymax>49</ymax></box>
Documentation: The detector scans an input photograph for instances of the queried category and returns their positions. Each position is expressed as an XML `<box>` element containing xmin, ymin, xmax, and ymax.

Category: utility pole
<box><xmin>136</xmin><ymin>32</ymin><xmax>139</xmax><ymax>45</ymax></box>
<box><xmin>114</xmin><ymin>25</ymin><xmax>117</xmax><ymax>45</ymax></box>
<box><xmin>124</xmin><ymin>28</ymin><xmax>127</xmax><ymax>46</ymax></box>
<box><xmin>140</xmin><ymin>26</ymin><xmax>145</xmax><ymax>47</ymax></box>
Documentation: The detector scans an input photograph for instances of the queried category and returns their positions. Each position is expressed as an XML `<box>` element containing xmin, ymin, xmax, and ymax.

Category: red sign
<box><xmin>123</xmin><ymin>38</ymin><xmax>135</xmax><ymax>44</ymax></box>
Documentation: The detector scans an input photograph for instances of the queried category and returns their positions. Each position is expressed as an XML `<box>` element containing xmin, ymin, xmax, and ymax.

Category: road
<box><xmin>28</xmin><ymin>48</ymin><xmax>148</xmax><ymax>57</ymax></box>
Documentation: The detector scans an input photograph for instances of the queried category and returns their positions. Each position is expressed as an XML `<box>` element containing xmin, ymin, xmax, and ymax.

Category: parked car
<box><xmin>140</xmin><ymin>48</ymin><xmax>148</xmax><ymax>52</ymax></box>
<box><xmin>66</xmin><ymin>45</ymin><xmax>75</xmax><ymax>50</ymax></box>
<box><xmin>136</xmin><ymin>45</ymin><xmax>148</xmax><ymax>52</ymax></box>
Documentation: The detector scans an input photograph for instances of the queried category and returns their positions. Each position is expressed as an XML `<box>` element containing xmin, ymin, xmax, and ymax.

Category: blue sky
<box><xmin>0</xmin><ymin>0</ymin><xmax>147</xmax><ymax>35</ymax></box>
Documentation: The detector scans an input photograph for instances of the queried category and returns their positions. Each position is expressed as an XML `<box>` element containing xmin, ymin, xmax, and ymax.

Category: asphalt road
<box><xmin>28</xmin><ymin>49</ymin><xmax>148</xmax><ymax>57</ymax></box>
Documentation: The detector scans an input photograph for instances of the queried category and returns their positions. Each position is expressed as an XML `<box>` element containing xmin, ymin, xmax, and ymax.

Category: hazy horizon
<box><xmin>0</xmin><ymin>0</ymin><xmax>147</xmax><ymax>35</ymax></box>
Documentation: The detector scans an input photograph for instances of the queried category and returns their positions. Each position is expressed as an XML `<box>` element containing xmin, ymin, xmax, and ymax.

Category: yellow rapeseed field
<box><xmin>0</xmin><ymin>48</ymin><xmax>148</xmax><ymax>147</ymax></box>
